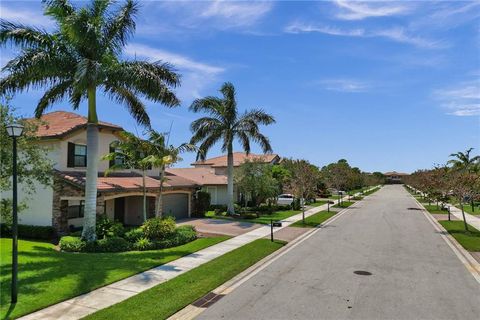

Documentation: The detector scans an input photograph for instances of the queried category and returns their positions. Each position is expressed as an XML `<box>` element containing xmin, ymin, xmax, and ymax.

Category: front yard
<box><xmin>206</xmin><ymin>209</ymin><xmax>301</xmax><ymax>224</ymax></box>
<box><xmin>290</xmin><ymin>210</ymin><xmax>336</xmax><ymax>228</ymax></box>
<box><xmin>0</xmin><ymin>236</ymin><xmax>227</xmax><ymax>319</ymax></box>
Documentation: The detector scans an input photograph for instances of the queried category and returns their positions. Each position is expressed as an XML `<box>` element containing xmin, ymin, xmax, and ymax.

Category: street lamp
<box><xmin>6</xmin><ymin>123</ymin><xmax>24</xmax><ymax>304</ymax></box>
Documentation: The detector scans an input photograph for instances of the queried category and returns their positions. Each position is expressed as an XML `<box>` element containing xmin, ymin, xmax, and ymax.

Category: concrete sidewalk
<box><xmin>20</xmin><ymin>187</ymin><xmax>378</xmax><ymax>320</ymax></box>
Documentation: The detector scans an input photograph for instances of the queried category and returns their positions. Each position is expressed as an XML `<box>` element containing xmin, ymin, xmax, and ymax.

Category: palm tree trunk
<box><xmin>227</xmin><ymin>143</ymin><xmax>235</xmax><ymax>215</ymax></box>
<box><xmin>156</xmin><ymin>165</ymin><xmax>166</xmax><ymax>218</ymax></box>
<box><xmin>142</xmin><ymin>170</ymin><xmax>147</xmax><ymax>222</ymax></box>
<box><xmin>81</xmin><ymin>86</ymin><xmax>99</xmax><ymax>242</ymax></box>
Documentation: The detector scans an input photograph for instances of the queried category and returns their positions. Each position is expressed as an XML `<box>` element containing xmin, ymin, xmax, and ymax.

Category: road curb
<box><xmin>168</xmin><ymin>187</ymin><xmax>381</xmax><ymax>320</ymax></box>
<box><xmin>412</xmin><ymin>196</ymin><xmax>480</xmax><ymax>284</ymax></box>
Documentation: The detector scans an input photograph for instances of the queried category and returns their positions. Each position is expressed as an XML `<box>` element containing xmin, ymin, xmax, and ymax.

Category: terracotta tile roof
<box><xmin>57</xmin><ymin>171</ymin><xmax>198</xmax><ymax>192</ymax></box>
<box><xmin>192</xmin><ymin>152</ymin><xmax>279</xmax><ymax>168</ymax></box>
<box><xmin>384</xmin><ymin>171</ymin><xmax>409</xmax><ymax>176</ymax></box>
<box><xmin>166</xmin><ymin>167</ymin><xmax>227</xmax><ymax>185</ymax></box>
<box><xmin>29</xmin><ymin>111</ymin><xmax>123</xmax><ymax>138</ymax></box>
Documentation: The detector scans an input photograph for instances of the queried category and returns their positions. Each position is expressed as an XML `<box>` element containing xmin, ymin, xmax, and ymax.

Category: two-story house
<box><xmin>10</xmin><ymin>111</ymin><xmax>199</xmax><ymax>234</ymax></box>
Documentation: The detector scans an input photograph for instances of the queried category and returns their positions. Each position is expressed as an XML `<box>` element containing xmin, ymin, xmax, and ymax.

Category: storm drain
<box><xmin>192</xmin><ymin>291</ymin><xmax>226</xmax><ymax>308</ymax></box>
<box><xmin>353</xmin><ymin>270</ymin><xmax>372</xmax><ymax>276</ymax></box>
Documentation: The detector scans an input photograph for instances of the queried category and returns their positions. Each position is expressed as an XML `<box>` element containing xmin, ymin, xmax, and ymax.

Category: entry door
<box><xmin>114</xmin><ymin>197</ymin><xmax>125</xmax><ymax>224</ymax></box>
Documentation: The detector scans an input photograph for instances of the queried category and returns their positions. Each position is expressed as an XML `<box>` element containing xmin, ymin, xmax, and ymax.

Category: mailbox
<box><xmin>272</xmin><ymin>221</ymin><xmax>282</xmax><ymax>227</ymax></box>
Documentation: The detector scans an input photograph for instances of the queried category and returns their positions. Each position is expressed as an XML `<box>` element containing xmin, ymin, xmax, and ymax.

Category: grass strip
<box><xmin>0</xmin><ymin>237</ymin><xmax>228</xmax><ymax>319</ymax></box>
<box><xmin>85</xmin><ymin>239</ymin><xmax>286</xmax><ymax>320</ymax></box>
<box><xmin>333</xmin><ymin>201</ymin><xmax>355</xmax><ymax>208</ymax></box>
<box><xmin>290</xmin><ymin>210</ymin><xmax>336</xmax><ymax>228</ymax></box>
<box><xmin>423</xmin><ymin>204</ymin><xmax>448</xmax><ymax>214</ymax></box>
<box><xmin>439</xmin><ymin>221</ymin><xmax>480</xmax><ymax>251</ymax></box>
<box><xmin>205</xmin><ymin>210</ymin><xmax>301</xmax><ymax>225</ymax></box>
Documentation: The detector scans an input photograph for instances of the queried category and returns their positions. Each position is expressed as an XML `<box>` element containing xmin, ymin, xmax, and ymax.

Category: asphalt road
<box><xmin>196</xmin><ymin>185</ymin><xmax>480</xmax><ymax>320</ymax></box>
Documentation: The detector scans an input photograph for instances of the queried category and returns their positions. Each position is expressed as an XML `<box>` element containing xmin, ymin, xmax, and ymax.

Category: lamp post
<box><xmin>6</xmin><ymin>123</ymin><xmax>24</xmax><ymax>304</ymax></box>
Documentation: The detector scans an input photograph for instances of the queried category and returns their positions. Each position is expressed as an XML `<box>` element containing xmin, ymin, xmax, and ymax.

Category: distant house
<box><xmin>384</xmin><ymin>171</ymin><xmax>409</xmax><ymax>184</ymax></box>
<box><xmin>169</xmin><ymin>152</ymin><xmax>280</xmax><ymax>205</ymax></box>
<box><xmin>6</xmin><ymin>111</ymin><xmax>200</xmax><ymax>234</ymax></box>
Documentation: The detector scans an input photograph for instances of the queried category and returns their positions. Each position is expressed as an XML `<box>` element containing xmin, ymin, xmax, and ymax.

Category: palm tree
<box><xmin>0</xmin><ymin>0</ymin><xmax>180</xmax><ymax>241</ymax></box>
<box><xmin>448</xmin><ymin>148</ymin><xmax>480</xmax><ymax>212</ymax></box>
<box><xmin>189</xmin><ymin>82</ymin><xmax>275</xmax><ymax>215</ymax></box>
<box><xmin>102</xmin><ymin>131</ymin><xmax>153</xmax><ymax>222</ymax></box>
<box><xmin>143</xmin><ymin>130</ymin><xmax>196</xmax><ymax>217</ymax></box>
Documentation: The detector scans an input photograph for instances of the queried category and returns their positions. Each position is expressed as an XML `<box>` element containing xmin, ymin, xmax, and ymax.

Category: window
<box><xmin>67</xmin><ymin>200</ymin><xmax>84</xmax><ymax>219</ymax></box>
<box><xmin>67</xmin><ymin>142</ymin><xmax>87</xmax><ymax>167</ymax></box>
<box><xmin>109</xmin><ymin>142</ymin><xmax>124</xmax><ymax>168</ymax></box>
<box><xmin>74</xmin><ymin>145</ymin><xmax>87</xmax><ymax>167</ymax></box>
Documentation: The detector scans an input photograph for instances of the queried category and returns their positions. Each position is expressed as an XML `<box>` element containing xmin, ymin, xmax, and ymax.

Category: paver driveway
<box><xmin>196</xmin><ymin>185</ymin><xmax>480</xmax><ymax>320</ymax></box>
<box><xmin>177</xmin><ymin>218</ymin><xmax>261</xmax><ymax>236</ymax></box>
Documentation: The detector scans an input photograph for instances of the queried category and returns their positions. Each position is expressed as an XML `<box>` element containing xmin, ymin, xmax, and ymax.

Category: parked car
<box><xmin>277</xmin><ymin>194</ymin><xmax>294</xmax><ymax>206</ymax></box>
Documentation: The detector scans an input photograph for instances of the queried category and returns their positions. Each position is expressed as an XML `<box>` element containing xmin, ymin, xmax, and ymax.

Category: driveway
<box><xmin>177</xmin><ymin>218</ymin><xmax>261</xmax><ymax>237</ymax></box>
<box><xmin>196</xmin><ymin>185</ymin><xmax>480</xmax><ymax>320</ymax></box>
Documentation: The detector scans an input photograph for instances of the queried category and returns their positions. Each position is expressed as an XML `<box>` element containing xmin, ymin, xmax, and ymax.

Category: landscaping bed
<box><xmin>290</xmin><ymin>210</ymin><xmax>336</xmax><ymax>228</ymax></box>
<box><xmin>0</xmin><ymin>236</ymin><xmax>228</xmax><ymax>319</ymax></box>
<box><xmin>85</xmin><ymin>239</ymin><xmax>286</xmax><ymax>320</ymax></box>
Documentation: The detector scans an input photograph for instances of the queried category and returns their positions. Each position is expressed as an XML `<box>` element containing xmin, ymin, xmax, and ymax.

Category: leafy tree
<box><xmin>235</xmin><ymin>159</ymin><xmax>279</xmax><ymax>207</ymax></box>
<box><xmin>0</xmin><ymin>0</ymin><xmax>181</xmax><ymax>241</ymax></box>
<box><xmin>189</xmin><ymin>82</ymin><xmax>275</xmax><ymax>215</ymax></box>
<box><xmin>448</xmin><ymin>148</ymin><xmax>480</xmax><ymax>212</ymax></box>
<box><xmin>0</xmin><ymin>99</ymin><xmax>53</xmax><ymax>224</ymax></box>
<box><xmin>287</xmin><ymin>159</ymin><xmax>318</xmax><ymax>223</ymax></box>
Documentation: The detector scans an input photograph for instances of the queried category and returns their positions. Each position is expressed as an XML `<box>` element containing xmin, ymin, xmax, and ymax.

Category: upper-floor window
<box><xmin>67</xmin><ymin>142</ymin><xmax>87</xmax><ymax>168</ymax></box>
<box><xmin>109</xmin><ymin>142</ymin><xmax>124</xmax><ymax>168</ymax></box>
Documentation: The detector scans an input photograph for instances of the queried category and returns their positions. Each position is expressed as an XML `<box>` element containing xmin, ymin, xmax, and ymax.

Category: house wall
<box><xmin>202</xmin><ymin>185</ymin><xmax>238</xmax><ymax>206</ymax></box>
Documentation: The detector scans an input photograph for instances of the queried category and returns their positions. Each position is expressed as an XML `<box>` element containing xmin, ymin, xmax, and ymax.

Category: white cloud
<box><xmin>285</xmin><ymin>22</ymin><xmax>444</xmax><ymax>49</ymax></box>
<box><xmin>434</xmin><ymin>81</ymin><xmax>480</xmax><ymax>117</ymax></box>
<box><xmin>318</xmin><ymin>79</ymin><xmax>370</xmax><ymax>93</ymax></box>
<box><xmin>333</xmin><ymin>0</ymin><xmax>411</xmax><ymax>20</ymax></box>
<box><xmin>125</xmin><ymin>43</ymin><xmax>224</xmax><ymax>102</ymax></box>
<box><xmin>200</xmin><ymin>0</ymin><xmax>273</xmax><ymax>27</ymax></box>
<box><xmin>125</xmin><ymin>43</ymin><xmax>224</xmax><ymax>75</ymax></box>
<box><xmin>0</xmin><ymin>4</ymin><xmax>53</xmax><ymax>28</ymax></box>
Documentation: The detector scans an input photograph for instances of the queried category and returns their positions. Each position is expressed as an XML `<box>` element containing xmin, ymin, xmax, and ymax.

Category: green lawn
<box><xmin>439</xmin><ymin>221</ymin><xmax>480</xmax><ymax>252</ymax></box>
<box><xmin>290</xmin><ymin>210</ymin><xmax>336</xmax><ymax>228</ymax></box>
<box><xmin>328</xmin><ymin>195</ymin><xmax>341</xmax><ymax>199</ymax></box>
<box><xmin>423</xmin><ymin>204</ymin><xmax>448</xmax><ymax>214</ymax></box>
<box><xmin>362</xmin><ymin>187</ymin><xmax>381</xmax><ymax>196</ymax></box>
<box><xmin>206</xmin><ymin>210</ymin><xmax>301</xmax><ymax>225</ymax></box>
<box><xmin>308</xmin><ymin>200</ymin><xmax>328</xmax><ymax>207</ymax></box>
<box><xmin>0</xmin><ymin>236</ymin><xmax>228</xmax><ymax>319</ymax></box>
<box><xmin>333</xmin><ymin>201</ymin><xmax>355</xmax><ymax>208</ymax></box>
<box><xmin>455</xmin><ymin>204</ymin><xmax>480</xmax><ymax>215</ymax></box>
<box><xmin>85</xmin><ymin>239</ymin><xmax>285</xmax><ymax>320</ymax></box>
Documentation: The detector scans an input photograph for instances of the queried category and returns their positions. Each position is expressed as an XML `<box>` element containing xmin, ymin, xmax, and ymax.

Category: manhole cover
<box><xmin>353</xmin><ymin>270</ymin><xmax>372</xmax><ymax>276</ymax></box>
<box><xmin>407</xmin><ymin>207</ymin><xmax>422</xmax><ymax>211</ymax></box>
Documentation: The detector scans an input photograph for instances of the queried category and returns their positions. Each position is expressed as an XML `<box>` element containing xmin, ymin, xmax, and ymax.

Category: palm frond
<box><xmin>35</xmin><ymin>80</ymin><xmax>74</xmax><ymax>117</ymax></box>
<box><xmin>105</xmin><ymin>85</ymin><xmax>150</xmax><ymax>127</ymax></box>
<box><xmin>240</xmin><ymin>108</ymin><xmax>276</xmax><ymax>125</ymax></box>
<box><xmin>104</xmin><ymin>0</ymin><xmax>138</xmax><ymax>51</ymax></box>
<box><xmin>189</xmin><ymin>96</ymin><xmax>223</xmax><ymax>116</ymax></box>
<box><xmin>0</xmin><ymin>20</ymin><xmax>54</xmax><ymax>49</ymax></box>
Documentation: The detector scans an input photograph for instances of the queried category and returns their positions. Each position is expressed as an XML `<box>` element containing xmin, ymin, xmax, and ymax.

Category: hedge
<box><xmin>0</xmin><ymin>224</ymin><xmax>56</xmax><ymax>240</ymax></box>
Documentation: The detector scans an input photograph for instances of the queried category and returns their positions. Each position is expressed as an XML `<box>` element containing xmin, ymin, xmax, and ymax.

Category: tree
<box><xmin>448</xmin><ymin>148</ymin><xmax>480</xmax><ymax>212</ymax></box>
<box><xmin>102</xmin><ymin>131</ymin><xmax>153</xmax><ymax>222</ymax></box>
<box><xmin>142</xmin><ymin>130</ymin><xmax>196</xmax><ymax>217</ymax></box>
<box><xmin>0</xmin><ymin>99</ymin><xmax>53</xmax><ymax>224</ymax></box>
<box><xmin>288</xmin><ymin>159</ymin><xmax>318</xmax><ymax>223</ymax></box>
<box><xmin>189</xmin><ymin>82</ymin><xmax>275</xmax><ymax>215</ymax></box>
<box><xmin>235</xmin><ymin>159</ymin><xmax>279</xmax><ymax>207</ymax></box>
<box><xmin>0</xmin><ymin>0</ymin><xmax>181</xmax><ymax>241</ymax></box>
<box><xmin>448</xmin><ymin>170</ymin><xmax>480</xmax><ymax>231</ymax></box>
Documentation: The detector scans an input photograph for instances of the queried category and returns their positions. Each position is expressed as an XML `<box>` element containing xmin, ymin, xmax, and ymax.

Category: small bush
<box><xmin>142</xmin><ymin>217</ymin><xmax>176</xmax><ymax>240</ymax></box>
<box><xmin>124</xmin><ymin>227</ymin><xmax>144</xmax><ymax>243</ymax></box>
<box><xmin>133</xmin><ymin>237</ymin><xmax>154</xmax><ymax>251</ymax></box>
<box><xmin>95</xmin><ymin>237</ymin><xmax>131</xmax><ymax>252</ymax></box>
<box><xmin>59</xmin><ymin>236</ymin><xmax>86</xmax><ymax>252</ymax></box>
<box><xmin>242</xmin><ymin>213</ymin><xmax>258</xmax><ymax>219</ymax></box>
<box><xmin>96</xmin><ymin>215</ymin><xmax>125</xmax><ymax>239</ymax></box>
<box><xmin>209</xmin><ymin>204</ymin><xmax>227</xmax><ymax>212</ymax></box>
<box><xmin>174</xmin><ymin>225</ymin><xmax>197</xmax><ymax>243</ymax></box>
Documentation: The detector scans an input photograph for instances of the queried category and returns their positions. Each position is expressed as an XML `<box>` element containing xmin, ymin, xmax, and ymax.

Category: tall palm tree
<box><xmin>189</xmin><ymin>82</ymin><xmax>275</xmax><ymax>215</ymax></box>
<box><xmin>0</xmin><ymin>0</ymin><xmax>180</xmax><ymax>241</ymax></box>
<box><xmin>143</xmin><ymin>130</ymin><xmax>196</xmax><ymax>217</ymax></box>
<box><xmin>448</xmin><ymin>148</ymin><xmax>480</xmax><ymax>172</ymax></box>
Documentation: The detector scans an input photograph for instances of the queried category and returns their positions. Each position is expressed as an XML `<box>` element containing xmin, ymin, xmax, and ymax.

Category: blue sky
<box><xmin>1</xmin><ymin>0</ymin><xmax>479</xmax><ymax>173</ymax></box>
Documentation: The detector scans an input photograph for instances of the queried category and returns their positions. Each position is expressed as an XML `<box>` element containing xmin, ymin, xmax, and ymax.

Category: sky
<box><xmin>1</xmin><ymin>0</ymin><xmax>479</xmax><ymax>173</ymax></box>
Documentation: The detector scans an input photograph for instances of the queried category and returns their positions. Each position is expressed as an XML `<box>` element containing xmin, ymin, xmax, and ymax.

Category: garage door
<box><xmin>163</xmin><ymin>193</ymin><xmax>189</xmax><ymax>219</ymax></box>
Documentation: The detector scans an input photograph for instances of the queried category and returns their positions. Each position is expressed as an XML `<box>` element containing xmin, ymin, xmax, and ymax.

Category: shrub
<box><xmin>95</xmin><ymin>236</ymin><xmax>131</xmax><ymax>252</ymax></box>
<box><xmin>209</xmin><ymin>204</ymin><xmax>227</xmax><ymax>212</ymax></box>
<box><xmin>133</xmin><ymin>237</ymin><xmax>154</xmax><ymax>251</ymax></box>
<box><xmin>124</xmin><ymin>227</ymin><xmax>144</xmax><ymax>243</ymax></box>
<box><xmin>59</xmin><ymin>236</ymin><xmax>86</xmax><ymax>252</ymax></box>
<box><xmin>292</xmin><ymin>198</ymin><xmax>301</xmax><ymax>210</ymax></box>
<box><xmin>1</xmin><ymin>224</ymin><xmax>56</xmax><ymax>240</ymax></box>
<box><xmin>142</xmin><ymin>217</ymin><xmax>176</xmax><ymax>240</ymax></box>
<box><xmin>242</xmin><ymin>212</ymin><xmax>258</xmax><ymax>219</ymax></box>
<box><xmin>96</xmin><ymin>215</ymin><xmax>125</xmax><ymax>239</ymax></box>
<box><xmin>194</xmin><ymin>191</ymin><xmax>211</xmax><ymax>217</ymax></box>
<box><xmin>174</xmin><ymin>225</ymin><xmax>197</xmax><ymax>243</ymax></box>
